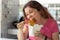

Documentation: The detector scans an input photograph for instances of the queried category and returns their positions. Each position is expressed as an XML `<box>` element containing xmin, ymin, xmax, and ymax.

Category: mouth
<box><xmin>33</xmin><ymin>18</ymin><xmax>36</xmax><ymax>22</ymax></box>
<box><xmin>24</xmin><ymin>17</ymin><xmax>37</xmax><ymax>24</ymax></box>
<box><xmin>33</xmin><ymin>18</ymin><xmax>39</xmax><ymax>24</ymax></box>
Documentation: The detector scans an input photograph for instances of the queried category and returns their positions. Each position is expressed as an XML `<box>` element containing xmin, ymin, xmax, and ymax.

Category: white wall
<box><xmin>20</xmin><ymin>0</ymin><xmax>30</xmax><ymax>5</ymax></box>
<box><xmin>35</xmin><ymin>0</ymin><xmax>60</xmax><ymax>4</ymax></box>
<box><xmin>0</xmin><ymin>0</ymin><xmax>2</xmax><ymax>38</ymax></box>
<box><xmin>1</xmin><ymin>0</ymin><xmax>19</xmax><ymax>38</ymax></box>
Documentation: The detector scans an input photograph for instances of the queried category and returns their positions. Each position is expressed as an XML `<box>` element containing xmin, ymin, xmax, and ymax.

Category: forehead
<box><xmin>25</xmin><ymin>7</ymin><xmax>33</xmax><ymax>12</ymax></box>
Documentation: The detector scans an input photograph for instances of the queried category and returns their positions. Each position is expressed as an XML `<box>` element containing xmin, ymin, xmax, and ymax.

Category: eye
<box><xmin>26</xmin><ymin>14</ymin><xmax>29</xmax><ymax>16</ymax></box>
<box><xmin>29</xmin><ymin>10</ymin><xmax>33</xmax><ymax>14</ymax></box>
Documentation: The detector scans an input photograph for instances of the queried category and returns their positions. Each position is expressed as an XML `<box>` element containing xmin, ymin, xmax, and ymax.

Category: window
<box><xmin>18</xmin><ymin>0</ymin><xmax>30</xmax><ymax>20</ymax></box>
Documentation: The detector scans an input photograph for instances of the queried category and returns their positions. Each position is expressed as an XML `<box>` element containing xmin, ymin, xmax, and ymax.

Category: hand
<box><xmin>17</xmin><ymin>21</ymin><xmax>25</xmax><ymax>29</ymax></box>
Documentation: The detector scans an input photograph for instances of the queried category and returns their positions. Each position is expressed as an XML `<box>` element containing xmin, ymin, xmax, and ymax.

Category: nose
<box><xmin>27</xmin><ymin>15</ymin><xmax>33</xmax><ymax>20</ymax></box>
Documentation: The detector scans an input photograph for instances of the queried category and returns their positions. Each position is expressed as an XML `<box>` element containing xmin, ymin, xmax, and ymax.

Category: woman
<box><xmin>17</xmin><ymin>1</ymin><xmax>59</xmax><ymax>40</ymax></box>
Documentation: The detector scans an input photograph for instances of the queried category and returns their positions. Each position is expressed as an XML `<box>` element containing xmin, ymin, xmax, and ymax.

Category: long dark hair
<box><xmin>23</xmin><ymin>1</ymin><xmax>54</xmax><ymax>19</ymax></box>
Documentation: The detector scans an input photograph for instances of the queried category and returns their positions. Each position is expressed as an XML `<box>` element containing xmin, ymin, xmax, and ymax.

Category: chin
<box><xmin>35</xmin><ymin>20</ymin><xmax>41</xmax><ymax>25</ymax></box>
<box><xmin>35</xmin><ymin>21</ymin><xmax>39</xmax><ymax>24</ymax></box>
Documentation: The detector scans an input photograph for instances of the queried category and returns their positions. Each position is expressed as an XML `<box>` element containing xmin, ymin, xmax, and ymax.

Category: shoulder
<box><xmin>46</xmin><ymin>18</ymin><xmax>58</xmax><ymax>30</ymax></box>
<box><xmin>47</xmin><ymin>18</ymin><xmax>57</xmax><ymax>27</ymax></box>
<box><xmin>47</xmin><ymin>18</ymin><xmax>59</xmax><ymax>33</ymax></box>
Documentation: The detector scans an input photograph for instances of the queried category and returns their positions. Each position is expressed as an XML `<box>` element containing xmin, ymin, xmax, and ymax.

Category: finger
<box><xmin>17</xmin><ymin>21</ymin><xmax>24</xmax><ymax>28</ymax></box>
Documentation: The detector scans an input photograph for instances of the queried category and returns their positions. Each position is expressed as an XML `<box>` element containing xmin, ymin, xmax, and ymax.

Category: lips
<box><xmin>29</xmin><ymin>19</ymin><xmax>35</xmax><ymax>26</ymax></box>
<box><xmin>33</xmin><ymin>18</ymin><xmax>38</xmax><ymax>24</ymax></box>
<box><xmin>24</xmin><ymin>16</ymin><xmax>37</xmax><ymax>24</ymax></box>
<box><xmin>33</xmin><ymin>18</ymin><xmax>36</xmax><ymax>22</ymax></box>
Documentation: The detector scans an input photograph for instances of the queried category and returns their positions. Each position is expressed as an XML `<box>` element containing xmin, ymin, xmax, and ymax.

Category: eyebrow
<box><xmin>29</xmin><ymin>9</ymin><xmax>33</xmax><ymax>13</ymax></box>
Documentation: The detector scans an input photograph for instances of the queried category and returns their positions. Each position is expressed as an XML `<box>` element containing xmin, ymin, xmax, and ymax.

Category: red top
<box><xmin>40</xmin><ymin>18</ymin><xmax>59</xmax><ymax>39</ymax></box>
<box><xmin>24</xmin><ymin>18</ymin><xmax>59</xmax><ymax>40</ymax></box>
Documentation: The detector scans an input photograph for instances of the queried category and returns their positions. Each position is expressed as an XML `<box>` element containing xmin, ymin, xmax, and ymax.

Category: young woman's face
<box><xmin>24</xmin><ymin>7</ymin><xmax>41</xmax><ymax>22</ymax></box>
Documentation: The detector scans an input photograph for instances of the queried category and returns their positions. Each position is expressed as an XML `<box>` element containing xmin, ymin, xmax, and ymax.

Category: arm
<box><xmin>17</xmin><ymin>26</ymin><xmax>28</xmax><ymax>40</ymax></box>
<box><xmin>17</xmin><ymin>21</ymin><xmax>28</xmax><ymax>40</ymax></box>
<box><xmin>23</xmin><ymin>26</ymin><xmax>28</xmax><ymax>40</ymax></box>
<box><xmin>51</xmin><ymin>21</ymin><xmax>59</xmax><ymax>40</ymax></box>
<box><xmin>17</xmin><ymin>29</ymin><xmax>24</xmax><ymax>40</ymax></box>
<box><xmin>52</xmin><ymin>32</ymin><xmax>59</xmax><ymax>40</ymax></box>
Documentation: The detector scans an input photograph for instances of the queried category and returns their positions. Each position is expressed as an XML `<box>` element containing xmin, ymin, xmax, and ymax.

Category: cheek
<box><xmin>36</xmin><ymin>13</ymin><xmax>40</xmax><ymax>17</ymax></box>
<box><xmin>34</xmin><ymin>14</ymin><xmax>38</xmax><ymax>18</ymax></box>
<box><xmin>27</xmin><ymin>16</ymin><xmax>30</xmax><ymax>19</ymax></box>
<box><xmin>27</xmin><ymin>15</ymin><xmax>34</xmax><ymax>20</ymax></box>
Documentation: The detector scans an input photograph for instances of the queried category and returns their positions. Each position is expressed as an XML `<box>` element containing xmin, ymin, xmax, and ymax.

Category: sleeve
<box><xmin>52</xmin><ymin>21</ymin><xmax>59</xmax><ymax>33</ymax></box>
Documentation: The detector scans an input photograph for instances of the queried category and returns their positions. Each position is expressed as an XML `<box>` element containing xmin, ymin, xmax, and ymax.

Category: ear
<box><xmin>39</xmin><ymin>10</ymin><xmax>43</xmax><ymax>17</ymax></box>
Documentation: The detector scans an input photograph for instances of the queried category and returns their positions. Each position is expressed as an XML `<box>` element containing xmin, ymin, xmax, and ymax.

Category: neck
<box><xmin>41</xmin><ymin>18</ymin><xmax>48</xmax><ymax>25</ymax></box>
<box><xmin>36</xmin><ymin>18</ymin><xmax>48</xmax><ymax>25</ymax></box>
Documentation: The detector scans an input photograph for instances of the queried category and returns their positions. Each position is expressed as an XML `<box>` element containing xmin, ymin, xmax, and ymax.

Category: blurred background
<box><xmin>0</xmin><ymin>0</ymin><xmax>60</xmax><ymax>40</ymax></box>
